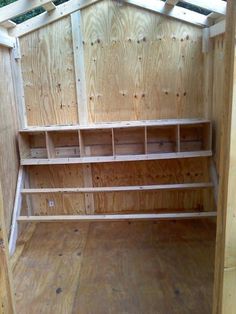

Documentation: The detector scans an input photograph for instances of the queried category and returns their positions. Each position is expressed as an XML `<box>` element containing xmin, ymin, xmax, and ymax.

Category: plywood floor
<box><xmin>12</xmin><ymin>220</ymin><xmax>216</xmax><ymax>314</ymax></box>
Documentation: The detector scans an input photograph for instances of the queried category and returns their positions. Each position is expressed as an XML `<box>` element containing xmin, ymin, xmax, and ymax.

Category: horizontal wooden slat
<box><xmin>0</xmin><ymin>0</ymin><xmax>54</xmax><ymax>24</ymax></box>
<box><xmin>181</xmin><ymin>0</ymin><xmax>227</xmax><ymax>15</ymax></box>
<box><xmin>9</xmin><ymin>0</ymin><xmax>102</xmax><ymax>37</ymax></box>
<box><xmin>20</xmin><ymin>150</ymin><xmax>213</xmax><ymax>166</ymax></box>
<box><xmin>18</xmin><ymin>212</ymin><xmax>217</xmax><ymax>222</ymax></box>
<box><xmin>0</xmin><ymin>31</ymin><xmax>15</xmax><ymax>48</ymax></box>
<box><xmin>0</xmin><ymin>20</ymin><xmax>16</xmax><ymax>29</ymax></box>
<box><xmin>21</xmin><ymin>183</ymin><xmax>213</xmax><ymax>194</ymax></box>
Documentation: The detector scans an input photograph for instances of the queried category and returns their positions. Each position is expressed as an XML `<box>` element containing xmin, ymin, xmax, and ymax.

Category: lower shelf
<box><xmin>18</xmin><ymin>212</ymin><xmax>217</xmax><ymax>222</ymax></box>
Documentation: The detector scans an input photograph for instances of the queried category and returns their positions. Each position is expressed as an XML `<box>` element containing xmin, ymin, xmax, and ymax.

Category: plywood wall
<box><xmin>0</xmin><ymin>47</ymin><xmax>19</xmax><ymax>235</ymax></box>
<box><xmin>20</xmin><ymin>16</ymin><xmax>78</xmax><ymax>126</ymax></box>
<box><xmin>19</xmin><ymin>0</ymin><xmax>205</xmax><ymax>126</ymax></box>
<box><xmin>25</xmin><ymin>158</ymin><xmax>214</xmax><ymax>215</ymax></box>
<box><xmin>212</xmin><ymin>34</ymin><xmax>225</xmax><ymax>174</ymax></box>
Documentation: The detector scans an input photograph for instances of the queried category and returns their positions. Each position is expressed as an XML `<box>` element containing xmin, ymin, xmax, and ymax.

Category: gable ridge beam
<box><xmin>9</xmin><ymin>0</ymin><xmax>102</xmax><ymax>37</ymax></box>
<box><xmin>181</xmin><ymin>0</ymin><xmax>227</xmax><ymax>16</ymax></box>
<box><xmin>0</xmin><ymin>0</ymin><xmax>56</xmax><ymax>24</ymax></box>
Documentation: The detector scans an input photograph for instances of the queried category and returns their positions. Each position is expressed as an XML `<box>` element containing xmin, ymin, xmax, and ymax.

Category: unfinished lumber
<box><xmin>9</xmin><ymin>167</ymin><xmax>24</xmax><ymax>256</ymax></box>
<box><xmin>9</xmin><ymin>0</ymin><xmax>102</xmax><ymax>37</ymax></box>
<box><xmin>21</xmin><ymin>183</ymin><xmax>213</xmax><ymax>194</ymax></box>
<box><xmin>0</xmin><ymin>182</ymin><xmax>16</xmax><ymax>313</ymax></box>
<box><xmin>0</xmin><ymin>0</ymin><xmax>55</xmax><ymax>23</ymax></box>
<box><xmin>213</xmin><ymin>1</ymin><xmax>236</xmax><ymax>313</ymax></box>
<box><xmin>18</xmin><ymin>212</ymin><xmax>217</xmax><ymax>222</ymax></box>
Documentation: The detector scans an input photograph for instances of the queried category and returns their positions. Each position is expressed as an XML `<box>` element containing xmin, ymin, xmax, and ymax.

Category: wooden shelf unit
<box><xmin>18</xmin><ymin>119</ymin><xmax>212</xmax><ymax>165</ymax></box>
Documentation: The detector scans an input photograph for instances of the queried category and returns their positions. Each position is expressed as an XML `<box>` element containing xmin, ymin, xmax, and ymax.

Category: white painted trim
<box><xmin>18</xmin><ymin>212</ymin><xmax>217</xmax><ymax>222</ymax></box>
<box><xmin>9</xmin><ymin>167</ymin><xmax>24</xmax><ymax>256</ymax></box>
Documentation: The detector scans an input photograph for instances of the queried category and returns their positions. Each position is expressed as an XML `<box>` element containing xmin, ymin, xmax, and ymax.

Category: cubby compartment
<box><xmin>114</xmin><ymin>127</ymin><xmax>145</xmax><ymax>155</ymax></box>
<box><xmin>180</xmin><ymin>123</ymin><xmax>211</xmax><ymax>152</ymax></box>
<box><xmin>80</xmin><ymin>129</ymin><xmax>113</xmax><ymax>157</ymax></box>
<box><xmin>46</xmin><ymin>131</ymin><xmax>80</xmax><ymax>158</ymax></box>
<box><xmin>18</xmin><ymin>132</ymin><xmax>47</xmax><ymax>159</ymax></box>
<box><xmin>146</xmin><ymin>125</ymin><xmax>178</xmax><ymax>154</ymax></box>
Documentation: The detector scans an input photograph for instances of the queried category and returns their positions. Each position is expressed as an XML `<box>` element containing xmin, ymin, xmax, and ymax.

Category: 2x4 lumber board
<box><xmin>9</xmin><ymin>0</ymin><xmax>102</xmax><ymax>37</ymax></box>
<box><xmin>122</xmin><ymin>0</ymin><xmax>209</xmax><ymax>27</ymax></box>
<box><xmin>71</xmin><ymin>11</ymin><xmax>88</xmax><ymax>125</ymax></box>
<box><xmin>20</xmin><ymin>151</ymin><xmax>213</xmax><ymax>166</ymax></box>
<box><xmin>19</xmin><ymin>119</ymin><xmax>211</xmax><ymax>132</ymax></box>
<box><xmin>209</xmin><ymin>20</ymin><xmax>226</xmax><ymax>38</ymax></box>
<box><xmin>0</xmin><ymin>30</ymin><xmax>15</xmax><ymax>48</ymax></box>
<box><xmin>213</xmin><ymin>1</ymin><xmax>236</xmax><ymax>313</ymax></box>
<box><xmin>0</xmin><ymin>0</ymin><xmax>55</xmax><ymax>24</ymax></box>
<box><xmin>21</xmin><ymin>183</ymin><xmax>213</xmax><ymax>194</ymax></box>
<box><xmin>181</xmin><ymin>0</ymin><xmax>227</xmax><ymax>16</ymax></box>
<box><xmin>10</xmin><ymin>39</ymin><xmax>27</xmax><ymax>128</ymax></box>
<box><xmin>42</xmin><ymin>1</ymin><xmax>56</xmax><ymax>12</ymax></box>
<box><xmin>165</xmin><ymin>0</ymin><xmax>179</xmax><ymax>5</ymax></box>
<box><xmin>82</xmin><ymin>164</ymin><xmax>95</xmax><ymax>214</ymax></box>
<box><xmin>0</xmin><ymin>20</ymin><xmax>16</xmax><ymax>29</ymax></box>
<box><xmin>0</xmin><ymin>182</ymin><xmax>16</xmax><ymax>313</ymax></box>
<box><xmin>18</xmin><ymin>212</ymin><xmax>217</xmax><ymax>222</ymax></box>
<box><xmin>9</xmin><ymin>167</ymin><xmax>24</xmax><ymax>256</ymax></box>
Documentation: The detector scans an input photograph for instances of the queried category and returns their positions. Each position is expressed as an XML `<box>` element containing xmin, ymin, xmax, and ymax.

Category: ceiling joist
<box><xmin>181</xmin><ymin>0</ymin><xmax>226</xmax><ymax>16</ymax></box>
<box><xmin>0</xmin><ymin>0</ymin><xmax>56</xmax><ymax>24</ymax></box>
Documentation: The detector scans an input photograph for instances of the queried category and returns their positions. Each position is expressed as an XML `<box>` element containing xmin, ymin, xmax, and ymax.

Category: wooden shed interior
<box><xmin>0</xmin><ymin>0</ymin><xmax>236</xmax><ymax>313</ymax></box>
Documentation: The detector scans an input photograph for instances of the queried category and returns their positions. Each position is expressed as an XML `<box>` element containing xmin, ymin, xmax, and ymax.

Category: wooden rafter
<box><xmin>165</xmin><ymin>0</ymin><xmax>179</xmax><ymax>5</ymax></box>
<box><xmin>42</xmin><ymin>1</ymin><xmax>56</xmax><ymax>12</ymax></box>
<box><xmin>10</xmin><ymin>0</ymin><xmax>210</xmax><ymax>37</ymax></box>
<box><xmin>0</xmin><ymin>0</ymin><xmax>56</xmax><ymax>24</ymax></box>
<box><xmin>0</xmin><ymin>20</ymin><xmax>16</xmax><ymax>29</ymax></box>
<box><xmin>9</xmin><ymin>0</ymin><xmax>102</xmax><ymax>37</ymax></box>
<box><xmin>181</xmin><ymin>0</ymin><xmax>226</xmax><ymax>16</ymax></box>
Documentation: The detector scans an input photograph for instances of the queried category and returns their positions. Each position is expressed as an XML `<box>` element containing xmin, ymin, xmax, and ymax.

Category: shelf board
<box><xmin>20</xmin><ymin>150</ymin><xmax>212</xmax><ymax>165</ymax></box>
<box><xmin>19</xmin><ymin>118</ymin><xmax>211</xmax><ymax>133</ymax></box>
<box><xmin>18</xmin><ymin>212</ymin><xmax>217</xmax><ymax>222</ymax></box>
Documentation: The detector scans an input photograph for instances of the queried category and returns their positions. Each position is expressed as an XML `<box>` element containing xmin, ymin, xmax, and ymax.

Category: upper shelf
<box><xmin>18</xmin><ymin>119</ymin><xmax>212</xmax><ymax>165</ymax></box>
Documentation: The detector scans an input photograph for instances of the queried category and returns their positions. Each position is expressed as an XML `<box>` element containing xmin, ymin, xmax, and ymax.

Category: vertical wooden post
<box><xmin>213</xmin><ymin>1</ymin><xmax>236</xmax><ymax>313</ymax></box>
<box><xmin>71</xmin><ymin>11</ymin><xmax>88</xmax><ymax>126</ymax></box>
<box><xmin>0</xmin><ymin>182</ymin><xmax>16</xmax><ymax>313</ymax></box>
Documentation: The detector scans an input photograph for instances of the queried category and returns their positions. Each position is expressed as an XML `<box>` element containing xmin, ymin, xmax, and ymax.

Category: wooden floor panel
<box><xmin>13</xmin><ymin>220</ymin><xmax>216</xmax><ymax>314</ymax></box>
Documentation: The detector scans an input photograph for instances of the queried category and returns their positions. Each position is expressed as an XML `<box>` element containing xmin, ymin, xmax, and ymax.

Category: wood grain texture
<box><xmin>25</xmin><ymin>165</ymin><xmax>86</xmax><ymax>215</ymax></box>
<box><xmin>0</xmin><ymin>47</ymin><xmax>19</xmax><ymax>235</ymax></box>
<box><xmin>20</xmin><ymin>17</ymin><xmax>78</xmax><ymax>126</ymax></box>
<box><xmin>13</xmin><ymin>220</ymin><xmax>216</xmax><ymax>313</ymax></box>
<box><xmin>212</xmin><ymin>34</ymin><xmax>225</xmax><ymax>174</ymax></box>
<box><xmin>0</xmin><ymin>182</ymin><xmax>16</xmax><ymax>314</ymax></box>
<box><xmin>81</xmin><ymin>0</ymin><xmax>204</xmax><ymax>123</ymax></box>
<box><xmin>25</xmin><ymin>158</ymin><xmax>214</xmax><ymax>215</ymax></box>
<box><xmin>13</xmin><ymin>222</ymin><xmax>89</xmax><ymax>314</ymax></box>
